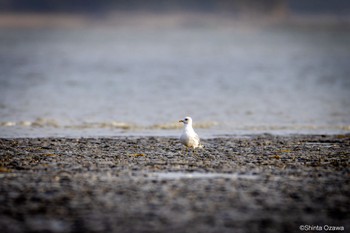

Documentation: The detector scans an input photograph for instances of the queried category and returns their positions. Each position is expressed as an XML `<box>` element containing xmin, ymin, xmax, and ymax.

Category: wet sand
<box><xmin>0</xmin><ymin>134</ymin><xmax>349</xmax><ymax>233</ymax></box>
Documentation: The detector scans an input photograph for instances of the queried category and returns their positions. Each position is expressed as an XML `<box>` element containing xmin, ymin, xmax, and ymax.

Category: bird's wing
<box><xmin>192</xmin><ymin>132</ymin><xmax>201</xmax><ymax>146</ymax></box>
<box><xmin>194</xmin><ymin>133</ymin><xmax>200</xmax><ymax>143</ymax></box>
<box><xmin>194</xmin><ymin>132</ymin><xmax>204</xmax><ymax>148</ymax></box>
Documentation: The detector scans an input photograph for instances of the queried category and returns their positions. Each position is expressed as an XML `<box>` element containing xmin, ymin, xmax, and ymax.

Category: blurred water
<box><xmin>148</xmin><ymin>172</ymin><xmax>259</xmax><ymax>180</ymax></box>
<box><xmin>0</xmin><ymin>15</ymin><xmax>350</xmax><ymax>137</ymax></box>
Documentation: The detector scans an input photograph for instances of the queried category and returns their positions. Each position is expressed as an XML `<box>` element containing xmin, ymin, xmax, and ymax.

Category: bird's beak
<box><xmin>179</xmin><ymin>120</ymin><xmax>184</xmax><ymax>123</ymax></box>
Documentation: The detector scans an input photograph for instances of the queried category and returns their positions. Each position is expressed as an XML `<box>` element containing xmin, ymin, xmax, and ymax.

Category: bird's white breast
<box><xmin>180</xmin><ymin>127</ymin><xmax>200</xmax><ymax>148</ymax></box>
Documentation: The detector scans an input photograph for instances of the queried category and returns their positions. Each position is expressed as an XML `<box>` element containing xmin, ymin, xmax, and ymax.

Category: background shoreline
<box><xmin>1</xmin><ymin>126</ymin><xmax>350</xmax><ymax>138</ymax></box>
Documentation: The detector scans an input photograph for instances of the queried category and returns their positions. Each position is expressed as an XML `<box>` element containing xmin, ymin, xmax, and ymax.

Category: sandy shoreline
<box><xmin>0</xmin><ymin>134</ymin><xmax>349</xmax><ymax>233</ymax></box>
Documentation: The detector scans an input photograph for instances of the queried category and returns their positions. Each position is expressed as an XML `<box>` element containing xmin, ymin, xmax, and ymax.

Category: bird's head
<box><xmin>179</xmin><ymin>116</ymin><xmax>193</xmax><ymax>125</ymax></box>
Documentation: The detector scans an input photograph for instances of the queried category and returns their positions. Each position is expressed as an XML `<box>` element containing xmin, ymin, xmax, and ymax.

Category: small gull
<box><xmin>179</xmin><ymin>116</ymin><xmax>202</xmax><ymax>155</ymax></box>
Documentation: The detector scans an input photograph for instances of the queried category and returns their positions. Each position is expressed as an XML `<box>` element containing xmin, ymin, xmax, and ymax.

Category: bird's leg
<box><xmin>187</xmin><ymin>147</ymin><xmax>190</xmax><ymax>156</ymax></box>
<box><xmin>180</xmin><ymin>146</ymin><xmax>185</xmax><ymax>156</ymax></box>
<box><xmin>181</xmin><ymin>146</ymin><xmax>188</xmax><ymax>156</ymax></box>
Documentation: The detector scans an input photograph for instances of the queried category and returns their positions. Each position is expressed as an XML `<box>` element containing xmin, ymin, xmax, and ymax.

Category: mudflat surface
<box><xmin>0</xmin><ymin>135</ymin><xmax>349</xmax><ymax>233</ymax></box>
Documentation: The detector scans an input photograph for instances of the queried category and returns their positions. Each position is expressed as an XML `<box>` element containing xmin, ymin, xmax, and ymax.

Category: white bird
<box><xmin>179</xmin><ymin>116</ymin><xmax>202</xmax><ymax>155</ymax></box>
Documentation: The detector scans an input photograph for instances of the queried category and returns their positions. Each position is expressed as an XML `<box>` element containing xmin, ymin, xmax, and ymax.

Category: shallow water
<box><xmin>0</xmin><ymin>15</ymin><xmax>350</xmax><ymax>137</ymax></box>
<box><xmin>148</xmin><ymin>172</ymin><xmax>259</xmax><ymax>180</ymax></box>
